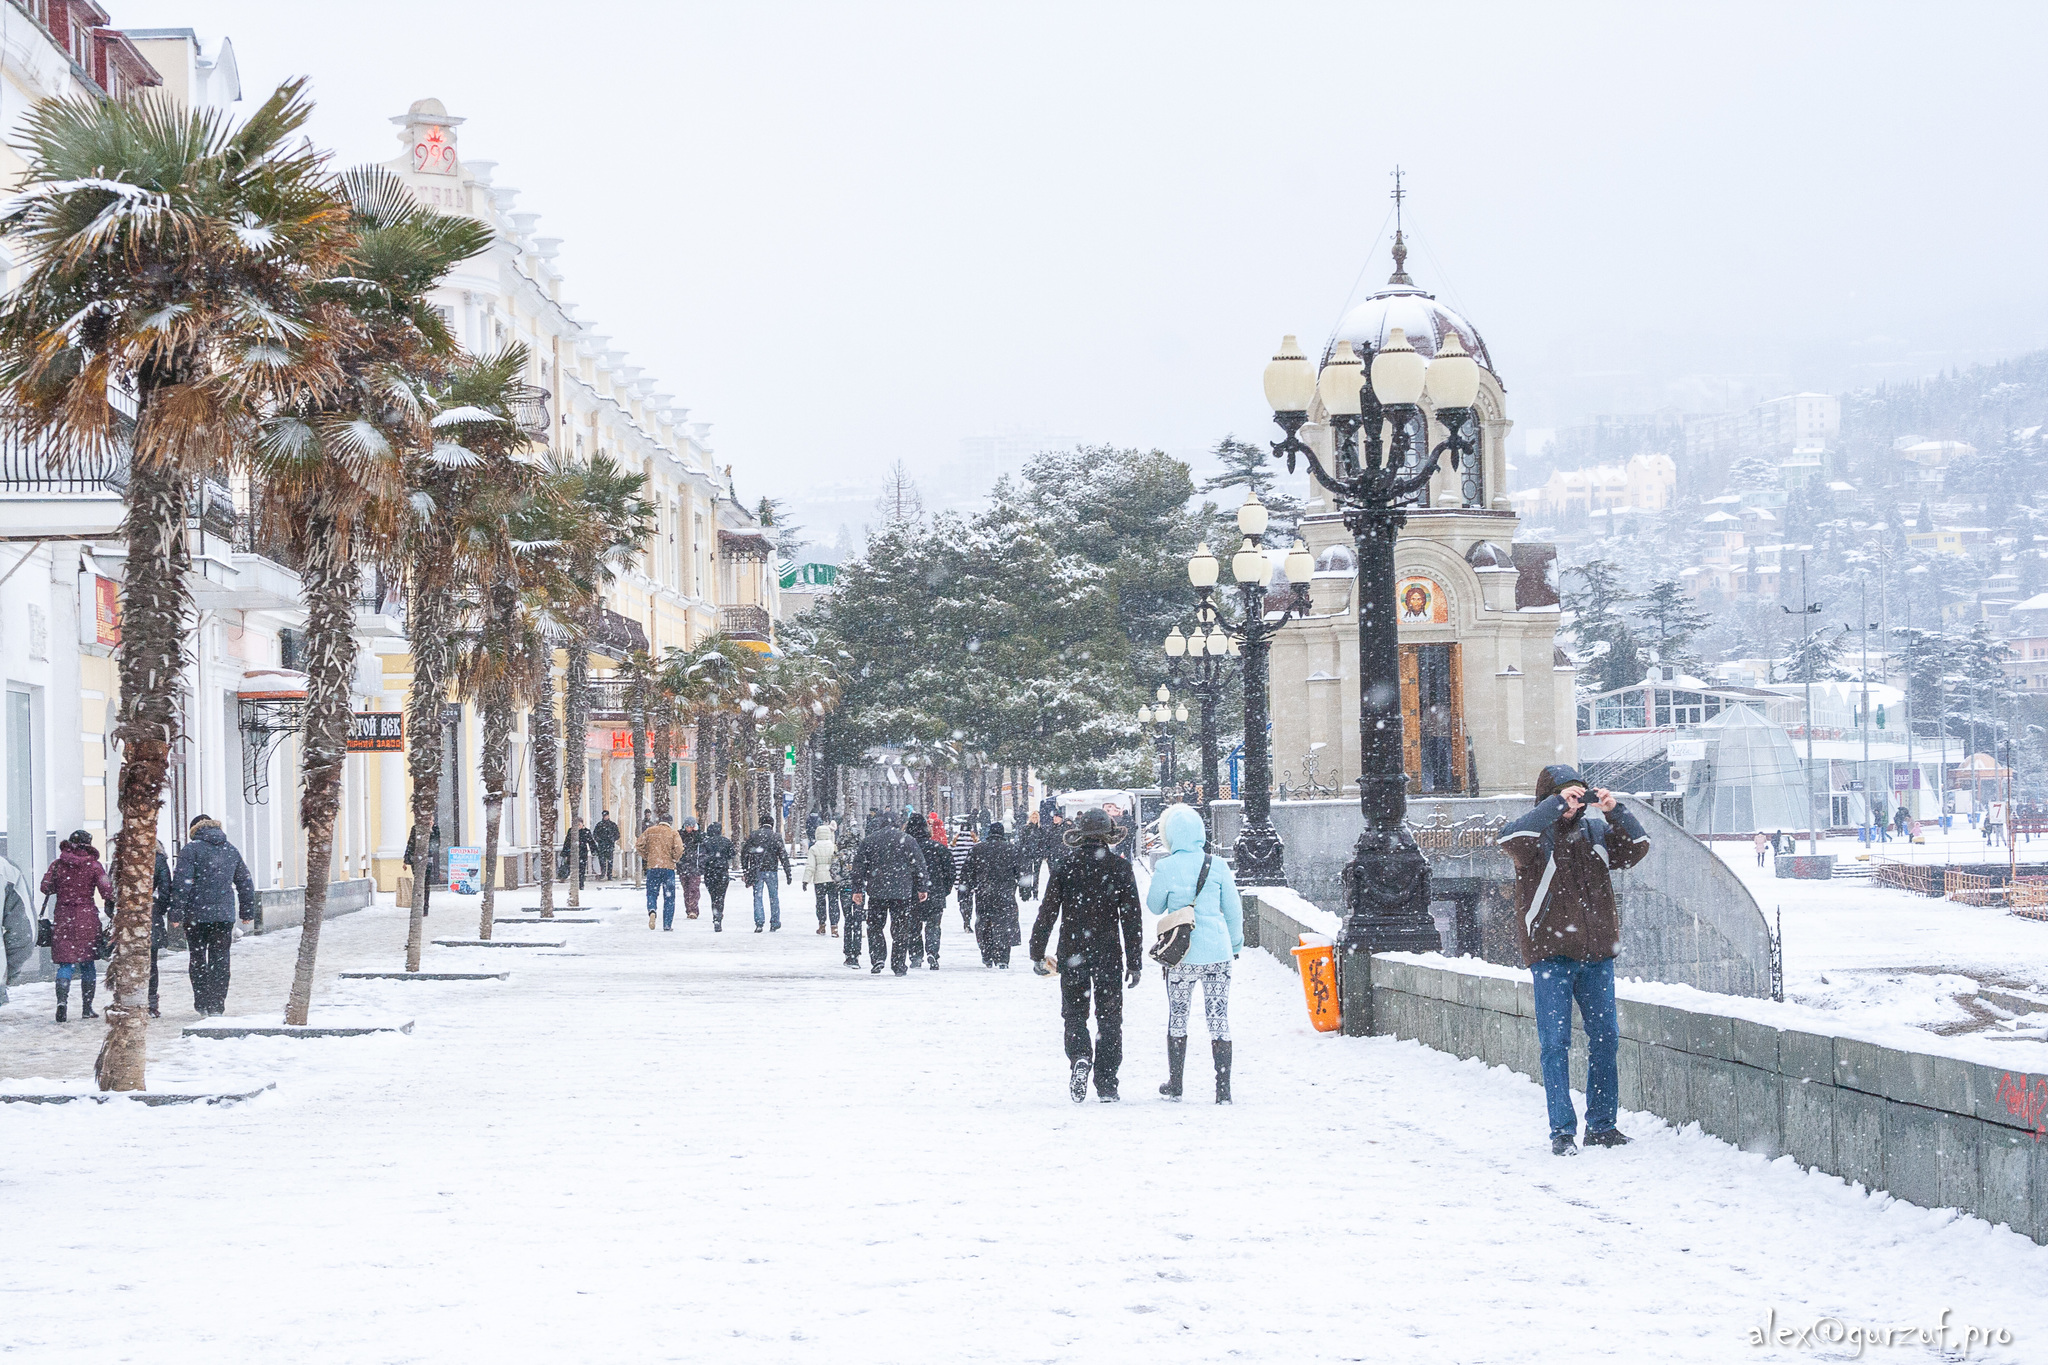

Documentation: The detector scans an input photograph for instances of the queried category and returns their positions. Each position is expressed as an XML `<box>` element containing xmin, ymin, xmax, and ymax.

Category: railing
<box><xmin>589</xmin><ymin>606</ymin><xmax>647</xmax><ymax>659</ymax></box>
<box><xmin>0</xmin><ymin>425</ymin><xmax>130</xmax><ymax>495</ymax></box>
<box><xmin>719</xmin><ymin>604</ymin><xmax>772</xmax><ymax>642</ymax></box>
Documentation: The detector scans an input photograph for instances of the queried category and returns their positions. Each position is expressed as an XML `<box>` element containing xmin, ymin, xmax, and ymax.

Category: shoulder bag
<box><xmin>35</xmin><ymin>892</ymin><xmax>53</xmax><ymax>949</ymax></box>
<box><xmin>1148</xmin><ymin>852</ymin><xmax>1211</xmax><ymax>968</ymax></box>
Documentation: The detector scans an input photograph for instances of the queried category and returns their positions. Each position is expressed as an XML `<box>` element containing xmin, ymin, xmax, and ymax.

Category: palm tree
<box><xmin>550</xmin><ymin>453</ymin><xmax>650</xmax><ymax>904</ymax></box>
<box><xmin>0</xmin><ymin>82</ymin><xmax>350</xmax><ymax>1088</ymax></box>
<box><xmin>255</xmin><ymin>166</ymin><xmax>489</xmax><ymax>1024</ymax></box>
<box><xmin>401</xmin><ymin>346</ymin><xmax>541</xmax><ymax>966</ymax></box>
<box><xmin>627</xmin><ymin>651</ymin><xmax>653</xmax><ymax>842</ymax></box>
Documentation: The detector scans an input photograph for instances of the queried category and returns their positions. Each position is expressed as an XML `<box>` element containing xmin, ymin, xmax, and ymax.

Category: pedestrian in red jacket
<box><xmin>40</xmin><ymin>832</ymin><xmax>112</xmax><ymax>1023</ymax></box>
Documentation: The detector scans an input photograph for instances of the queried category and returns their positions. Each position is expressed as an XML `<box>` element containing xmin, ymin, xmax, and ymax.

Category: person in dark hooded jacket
<box><xmin>111</xmin><ymin>826</ymin><xmax>172</xmax><ymax>1018</ymax></box>
<box><xmin>848</xmin><ymin>811</ymin><xmax>929</xmax><ymax>974</ymax></box>
<box><xmin>906</xmin><ymin>816</ymin><xmax>954</xmax><ymax>968</ymax></box>
<box><xmin>1029</xmin><ymin>809</ymin><xmax>1145</xmax><ymax>1102</ymax></box>
<box><xmin>168</xmin><ymin>815</ymin><xmax>258</xmax><ymax>1017</ymax></box>
<box><xmin>697</xmin><ymin>822</ymin><xmax>737</xmax><ymax>930</ymax></box>
<box><xmin>1497</xmin><ymin>763</ymin><xmax>1651</xmax><ymax>1155</ymax></box>
<box><xmin>40</xmin><ymin>832</ymin><xmax>113</xmax><ymax>1022</ymax></box>
<box><xmin>740</xmin><ymin>816</ymin><xmax>794</xmax><ymax>933</ymax></box>
<box><xmin>960</xmin><ymin>823</ymin><xmax>1025</xmax><ymax>967</ymax></box>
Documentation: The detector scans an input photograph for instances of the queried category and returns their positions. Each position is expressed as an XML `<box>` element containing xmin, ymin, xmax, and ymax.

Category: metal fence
<box><xmin>0</xmin><ymin>425</ymin><xmax>129</xmax><ymax>494</ymax></box>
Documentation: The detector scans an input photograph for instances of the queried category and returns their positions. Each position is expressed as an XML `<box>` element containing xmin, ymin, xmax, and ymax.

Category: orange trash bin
<box><xmin>1291</xmin><ymin>937</ymin><xmax>1342</xmax><ymax>1032</ymax></box>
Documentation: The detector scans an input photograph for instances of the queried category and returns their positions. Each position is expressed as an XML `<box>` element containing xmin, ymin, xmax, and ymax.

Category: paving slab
<box><xmin>430</xmin><ymin>939</ymin><xmax>567</xmax><ymax>949</ymax></box>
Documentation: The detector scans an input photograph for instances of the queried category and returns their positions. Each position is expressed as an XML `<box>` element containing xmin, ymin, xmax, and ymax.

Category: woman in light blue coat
<box><xmin>1143</xmin><ymin>804</ymin><xmax>1243</xmax><ymax>1102</ymax></box>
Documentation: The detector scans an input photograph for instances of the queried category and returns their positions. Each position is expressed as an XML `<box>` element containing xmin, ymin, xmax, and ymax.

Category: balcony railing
<box><xmin>0</xmin><ymin>425</ymin><xmax>129</xmax><ymax>495</ymax></box>
<box><xmin>719</xmin><ymin>604</ymin><xmax>772</xmax><ymax>643</ymax></box>
<box><xmin>589</xmin><ymin>606</ymin><xmax>648</xmax><ymax>661</ymax></box>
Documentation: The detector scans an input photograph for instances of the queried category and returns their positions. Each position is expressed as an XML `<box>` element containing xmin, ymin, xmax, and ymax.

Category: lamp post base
<box><xmin>1337</xmin><ymin>826</ymin><xmax>1442</xmax><ymax>955</ymax></box>
<box><xmin>1232</xmin><ymin>818</ymin><xmax>1287</xmax><ymax>887</ymax></box>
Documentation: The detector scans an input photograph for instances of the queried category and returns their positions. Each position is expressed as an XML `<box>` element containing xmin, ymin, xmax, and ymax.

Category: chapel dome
<box><xmin>1465</xmin><ymin>540</ymin><xmax>1513</xmax><ymax>568</ymax></box>
<box><xmin>1315</xmin><ymin>543</ymin><xmax>1357</xmax><ymax>574</ymax></box>
<box><xmin>1329</xmin><ymin>232</ymin><xmax>1495</xmax><ymax>377</ymax></box>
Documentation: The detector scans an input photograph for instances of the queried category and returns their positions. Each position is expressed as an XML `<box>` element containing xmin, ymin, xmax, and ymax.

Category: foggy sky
<box><xmin>106</xmin><ymin>0</ymin><xmax>2048</xmax><ymax>527</ymax></box>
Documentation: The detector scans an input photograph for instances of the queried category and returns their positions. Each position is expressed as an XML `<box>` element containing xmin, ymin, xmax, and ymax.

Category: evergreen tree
<box><xmin>1632</xmin><ymin>580</ymin><xmax>1711</xmax><ymax>674</ymax></box>
<box><xmin>1198</xmin><ymin>434</ymin><xmax>1301</xmax><ymax>547</ymax></box>
<box><xmin>1562</xmin><ymin>560</ymin><xmax>1643</xmax><ymax>693</ymax></box>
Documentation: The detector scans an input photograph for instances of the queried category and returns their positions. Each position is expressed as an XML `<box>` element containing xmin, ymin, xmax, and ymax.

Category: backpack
<box><xmin>1147</xmin><ymin>852</ymin><xmax>1211</xmax><ymax>968</ymax></box>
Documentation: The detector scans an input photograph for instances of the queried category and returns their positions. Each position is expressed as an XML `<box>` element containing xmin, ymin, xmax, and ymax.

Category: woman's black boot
<box><xmin>81</xmin><ymin>977</ymin><xmax>98</xmax><ymax>1018</ymax></box>
<box><xmin>55</xmin><ymin>979</ymin><xmax>69</xmax><ymax>1023</ymax></box>
<box><xmin>1212</xmin><ymin>1040</ymin><xmax>1233</xmax><ymax>1104</ymax></box>
<box><xmin>1159</xmin><ymin>1035</ymin><xmax>1187</xmax><ymax>1100</ymax></box>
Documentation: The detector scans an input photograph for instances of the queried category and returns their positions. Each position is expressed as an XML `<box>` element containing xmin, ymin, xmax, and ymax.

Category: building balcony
<box><xmin>589</xmin><ymin>606</ymin><xmax>648</xmax><ymax>662</ymax></box>
<box><xmin>719</xmin><ymin>604</ymin><xmax>772</xmax><ymax>645</ymax></box>
<box><xmin>0</xmin><ymin>427</ymin><xmax>128</xmax><ymax>539</ymax></box>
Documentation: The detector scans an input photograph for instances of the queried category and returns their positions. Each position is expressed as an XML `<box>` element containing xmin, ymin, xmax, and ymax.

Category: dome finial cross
<box><xmin>1388</xmin><ymin>166</ymin><xmax>1412</xmax><ymax>285</ymax></box>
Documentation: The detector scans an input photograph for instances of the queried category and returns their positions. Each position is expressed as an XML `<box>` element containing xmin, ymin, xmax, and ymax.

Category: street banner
<box><xmin>347</xmin><ymin>712</ymin><xmax>404</xmax><ymax>752</ymax></box>
<box><xmin>94</xmin><ymin>575</ymin><xmax>121</xmax><ymax>647</ymax></box>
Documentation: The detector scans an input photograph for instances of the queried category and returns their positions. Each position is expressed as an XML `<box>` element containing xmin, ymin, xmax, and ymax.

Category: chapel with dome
<box><xmin>1265</xmin><ymin>230</ymin><xmax>1576</xmax><ymax>802</ymax></box>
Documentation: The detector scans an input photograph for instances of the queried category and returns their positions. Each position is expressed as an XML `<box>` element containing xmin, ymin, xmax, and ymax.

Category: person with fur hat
<box><xmin>168</xmin><ymin>814</ymin><xmax>257</xmax><ymax>1016</ymax></box>
<box><xmin>1028</xmin><ymin>807</ymin><xmax>1145</xmax><ymax>1103</ymax></box>
<box><xmin>1497</xmin><ymin>764</ymin><xmax>1652</xmax><ymax>1155</ymax></box>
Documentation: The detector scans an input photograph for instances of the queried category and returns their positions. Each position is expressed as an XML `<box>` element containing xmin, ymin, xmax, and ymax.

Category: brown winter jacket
<box><xmin>1496</xmin><ymin>764</ymin><xmax>1651</xmax><ymax>966</ymax></box>
<box><xmin>637</xmin><ymin>821</ymin><xmax>685</xmax><ymax>871</ymax></box>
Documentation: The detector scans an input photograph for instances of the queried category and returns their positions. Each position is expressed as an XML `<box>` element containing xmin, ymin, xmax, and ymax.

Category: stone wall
<box><xmin>250</xmin><ymin>877</ymin><xmax>378</xmax><ymax>935</ymax></box>
<box><xmin>1331</xmin><ymin>932</ymin><xmax>2045</xmax><ymax>1245</ymax></box>
<box><xmin>1215</xmin><ymin>795</ymin><xmax>1772</xmax><ymax>996</ymax></box>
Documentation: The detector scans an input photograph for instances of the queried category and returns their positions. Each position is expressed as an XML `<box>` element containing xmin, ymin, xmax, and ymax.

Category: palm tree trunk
<box><xmin>651</xmin><ymin>698</ymin><xmax>673</xmax><ymax>825</ymax></box>
<box><xmin>475</xmin><ymin>678</ymin><xmax>510</xmax><ymax>941</ymax></box>
<box><xmin>404</xmin><ymin>556</ymin><xmax>452</xmax><ymax>972</ymax></box>
<box><xmin>284</xmin><ymin>508</ymin><xmax>356</xmax><ymax>1024</ymax></box>
<box><xmin>99</xmin><ymin>454</ymin><xmax>190</xmax><ymax>1092</ymax></box>
<box><xmin>562</xmin><ymin>628</ymin><xmax>589</xmax><ymax>906</ymax></box>
<box><xmin>629</xmin><ymin>660</ymin><xmax>650</xmax><ymax>833</ymax></box>
<box><xmin>533</xmin><ymin>652</ymin><xmax>559</xmax><ymax>919</ymax></box>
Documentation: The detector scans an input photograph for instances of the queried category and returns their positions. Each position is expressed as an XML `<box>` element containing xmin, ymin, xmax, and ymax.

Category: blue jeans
<box><xmin>1531</xmin><ymin>956</ymin><xmax>1619</xmax><ymax>1138</ymax></box>
<box><xmin>752</xmin><ymin>874</ymin><xmax>781</xmax><ymax>929</ymax></box>
<box><xmin>646</xmin><ymin>868</ymin><xmax>676</xmax><ymax>927</ymax></box>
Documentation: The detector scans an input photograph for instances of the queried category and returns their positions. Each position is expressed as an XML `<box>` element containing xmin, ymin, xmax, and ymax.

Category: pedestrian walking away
<box><xmin>699</xmin><ymin>822</ymin><xmax>737</xmax><ymax>930</ymax></box>
<box><xmin>111</xmin><ymin>826</ymin><xmax>172</xmax><ymax>1018</ymax></box>
<box><xmin>1497</xmin><ymin>764</ymin><xmax>1651</xmax><ymax>1155</ymax></box>
<box><xmin>831</xmin><ymin>824</ymin><xmax>865</xmax><ymax>962</ymax></box>
<box><xmin>740</xmin><ymin>816</ymin><xmax>794</xmax><ymax>932</ymax></box>
<box><xmin>960</xmin><ymin>821</ymin><xmax>1025</xmax><ymax>968</ymax></box>
<box><xmin>168</xmin><ymin>815</ymin><xmax>257</xmax><ymax>1017</ymax></box>
<box><xmin>1143</xmin><ymin>804</ymin><xmax>1244</xmax><ymax>1103</ymax></box>
<box><xmin>561</xmin><ymin>816</ymin><xmax>593</xmax><ymax>890</ymax></box>
<box><xmin>950</xmin><ymin>822</ymin><xmax>978</xmax><ymax>931</ymax></box>
<box><xmin>848</xmin><ymin>811</ymin><xmax>929</xmax><ymax>974</ymax></box>
<box><xmin>1029</xmin><ymin>808</ymin><xmax>1145</xmax><ymax>1103</ymax></box>
<box><xmin>637</xmin><ymin>816</ymin><xmax>685</xmax><ymax>930</ymax></box>
<box><xmin>1753</xmin><ymin>830</ymin><xmax>1768</xmax><ymax>868</ymax></box>
<box><xmin>678</xmin><ymin>817</ymin><xmax>704</xmax><ymax>919</ymax></box>
<box><xmin>402</xmin><ymin>820</ymin><xmax>442</xmax><ymax>919</ymax></box>
<box><xmin>804</xmin><ymin>820</ymin><xmax>842</xmax><ymax>935</ymax></box>
<box><xmin>907</xmin><ymin>816</ymin><xmax>954</xmax><ymax>968</ymax></box>
<box><xmin>39</xmin><ymin>831</ymin><xmax>113</xmax><ymax>1022</ymax></box>
<box><xmin>592</xmin><ymin>810</ymin><xmax>621</xmax><ymax>880</ymax></box>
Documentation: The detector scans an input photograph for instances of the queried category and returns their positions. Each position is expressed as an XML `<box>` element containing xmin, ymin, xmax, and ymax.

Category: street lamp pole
<box><xmin>1137</xmin><ymin>684</ymin><xmax>1186</xmax><ymax>796</ymax></box>
<box><xmin>1184</xmin><ymin>510</ymin><xmax>1313</xmax><ymax>885</ymax></box>
<box><xmin>1165</xmin><ymin>610</ymin><xmax>1232</xmax><ymax>821</ymax></box>
<box><xmin>1262</xmin><ymin>328</ymin><xmax>1481</xmax><ymax>952</ymax></box>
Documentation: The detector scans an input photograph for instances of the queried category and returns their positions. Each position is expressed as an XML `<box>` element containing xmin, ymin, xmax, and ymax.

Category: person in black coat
<box><xmin>739</xmin><ymin>816</ymin><xmax>794</xmax><ymax>933</ymax></box>
<box><xmin>677</xmin><ymin>817</ymin><xmax>705</xmax><ymax>920</ymax></box>
<box><xmin>168</xmin><ymin>815</ymin><xmax>258</xmax><ymax>1017</ymax></box>
<box><xmin>1029</xmin><ymin>808</ymin><xmax>1145</xmax><ymax>1103</ymax></box>
<box><xmin>591</xmin><ymin>811</ymin><xmax>621</xmax><ymax>880</ymax></box>
<box><xmin>113</xmin><ymin>827</ymin><xmax>173</xmax><ymax>1018</ymax></box>
<box><xmin>906</xmin><ymin>817</ymin><xmax>954</xmax><ymax>969</ymax></box>
<box><xmin>848</xmin><ymin>812</ymin><xmax>929</xmax><ymax>975</ymax></box>
<box><xmin>960</xmin><ymin>823</ymin><xmax>1025</xmax><ymax>968</ymax></box>
<box><xmin>698</xmin><ymin>822</ymin><xmax>737</xmax><ymax>930</ymax></box>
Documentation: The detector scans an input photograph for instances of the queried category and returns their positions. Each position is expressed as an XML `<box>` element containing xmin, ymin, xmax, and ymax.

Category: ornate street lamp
<box><xmin>1182</xmin><ymin>496</ymin><xmax>1315</xmax><ymax>885</ymax></box>
<box><xmin>1164</xmin><ymin>614</ymin><xmax>1230</xmax><ymax>823</ymax></box>
<box><xmin>1137</xmin><ymin>684</ymin><xmax>1186</xmax><ymax>793</ymax></box>
<box><xmin>1263</xmin><ymin>327</ymin><xmax>1481</xmax><ymax>951</ymax></box>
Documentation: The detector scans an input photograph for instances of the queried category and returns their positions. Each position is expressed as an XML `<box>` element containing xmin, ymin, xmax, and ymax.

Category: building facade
<box><xmin>1266</xmin><ymin>246</ymin><xmax>1576</xmax><ymax>803</ymax></box>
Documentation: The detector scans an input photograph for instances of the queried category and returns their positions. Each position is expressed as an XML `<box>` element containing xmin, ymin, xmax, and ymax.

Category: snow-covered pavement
<box><xmin>4</xmin><ymin>885</ymin><xmax>2045</xmax><ymax>1363</ymax></box>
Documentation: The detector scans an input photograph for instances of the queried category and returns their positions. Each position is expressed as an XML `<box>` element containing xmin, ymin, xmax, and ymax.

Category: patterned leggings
<box><xmin>1165</xmin><ymin>961</ymin><xmax>1231</xmax><ymax>1040</ymax></box>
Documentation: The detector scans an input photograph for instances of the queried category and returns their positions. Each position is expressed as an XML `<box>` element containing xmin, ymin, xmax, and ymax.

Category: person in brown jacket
<box><xmin>1497</xmin><ymin>763</ymin><xmax>1651</xmax><ymax>1156</ymax></box>
<box><xmin>637</xmin><ymin>818</ymin><xmax>686</xmax><ymax>930</ymax></box>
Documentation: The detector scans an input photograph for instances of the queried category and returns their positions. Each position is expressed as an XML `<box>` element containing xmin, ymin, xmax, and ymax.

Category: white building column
<box><xmin>376</xmin><ymin>688</ymin><xmax>407</xmax><ymax>861</ymax></box>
